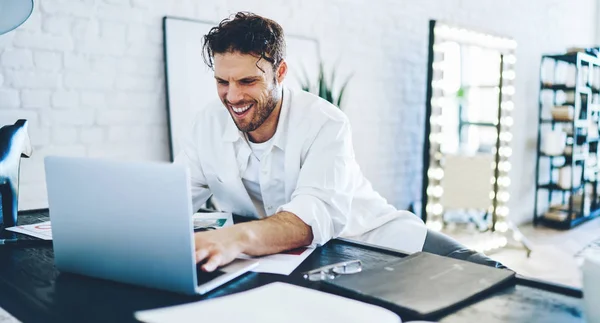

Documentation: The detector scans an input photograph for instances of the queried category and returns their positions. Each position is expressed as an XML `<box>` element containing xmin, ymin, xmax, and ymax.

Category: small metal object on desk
<box><xmin>302</xmin><ymin>259</ymin><xmax>362</xmax><ymax>281</ymax></box>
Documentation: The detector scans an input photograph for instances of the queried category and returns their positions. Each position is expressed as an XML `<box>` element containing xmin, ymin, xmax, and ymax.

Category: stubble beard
<box><xmin>233</xmin><ymin>84</ymin><xmax>281</xmax><ymax>133</ymax></box>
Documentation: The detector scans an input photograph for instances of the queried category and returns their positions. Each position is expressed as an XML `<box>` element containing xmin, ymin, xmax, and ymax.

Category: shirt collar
<box><xmin>270</xmin><ymin>87</ymin><xmax>290</xmax><ymax>151</ymax></box>
<box><xmin>221</xmin><ymin>87</ymin><xmax>291</xmax><ymax>151</ymax></box>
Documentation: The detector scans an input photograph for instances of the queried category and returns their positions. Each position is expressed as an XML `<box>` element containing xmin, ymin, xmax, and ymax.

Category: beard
<box><xmin>229</xmin><ymin>83</ymin><xmax>281</xmax><ymax>133</ymax></box>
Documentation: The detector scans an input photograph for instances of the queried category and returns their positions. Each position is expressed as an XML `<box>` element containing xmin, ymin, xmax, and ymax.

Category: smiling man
<box><xmin>175</xmin><ymin>12</ymin><xmax>503</xmax><ymax>272</ymax></box>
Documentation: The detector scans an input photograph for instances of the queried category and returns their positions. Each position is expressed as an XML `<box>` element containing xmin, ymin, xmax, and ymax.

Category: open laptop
<box><xmin>44</xmin><ymin>156</ymin><xmax>258</xmax><ymax>295</ymax></box>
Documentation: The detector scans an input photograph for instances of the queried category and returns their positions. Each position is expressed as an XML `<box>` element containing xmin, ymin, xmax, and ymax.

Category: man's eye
<box><xmin>217</xmin><ymin>80</ymin><xmax>228</xmax><ymax>85</ymax></box>
<box><xmin>241</xmin><ymin>80</ymin><xmax>255</xmax><ymax>85</ymax></box>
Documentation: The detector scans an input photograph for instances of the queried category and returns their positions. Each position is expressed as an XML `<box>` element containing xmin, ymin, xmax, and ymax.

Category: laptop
<box><xmin>44</xmin><ymin>156</ymin><xmax>258</xmax><ymax>295</ymax></box>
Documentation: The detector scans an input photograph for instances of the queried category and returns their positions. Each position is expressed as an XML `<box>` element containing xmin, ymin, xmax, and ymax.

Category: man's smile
<box><xmin>230</xmin><ymin>103</ymin><xmax>254</xmax><ymax>117</ymax></box>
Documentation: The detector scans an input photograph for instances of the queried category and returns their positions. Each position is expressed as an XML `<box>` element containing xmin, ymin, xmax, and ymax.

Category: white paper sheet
<box><xmin>6</xmin><ymin>221</ymin><xmax>52</xmax><ymax>240</ymax></box>
<box><xmin>0</xmin><ymin>306</ymin><xmax>21</xmax><ymax>323</ymax></box>
<box><xmin>238</xmin><ymin>247</ymin><xmax>315</xmax><ymax>275</ymax></box>
<box><xmin>4</xmin><ymin>213</ymin><xmax>232</xmax><ymax>241</ymax></box>
<box><xmin>135</xmin><ymin>282</ymin><xmax>401</xmax><ymax>323</ymax></box>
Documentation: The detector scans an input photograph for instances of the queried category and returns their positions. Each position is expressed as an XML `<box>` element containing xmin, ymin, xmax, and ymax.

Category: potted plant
<box><xmin>299</xmin><ymin>61</ymin><xmax>352</xmax><ymax>109</ymax></box>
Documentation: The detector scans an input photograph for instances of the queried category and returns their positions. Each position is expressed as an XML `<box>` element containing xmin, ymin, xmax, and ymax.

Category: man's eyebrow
<box><xmin>214</xmin><ymin>76</ymin><xmax>227</xmax><ymax>82</ymax></box>
<box><xmin>239</xmin><ymin>76</ymin><xmax>261</xmax><ymax>82</ymax></box>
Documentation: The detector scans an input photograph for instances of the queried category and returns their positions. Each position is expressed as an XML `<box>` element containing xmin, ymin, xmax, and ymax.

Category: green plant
<box><xmin>299</xmin><ymin>61</ymin><xmax>352</xmax><ymax>109</ymax></box>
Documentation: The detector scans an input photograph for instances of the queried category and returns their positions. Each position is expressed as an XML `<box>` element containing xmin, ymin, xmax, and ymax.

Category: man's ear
<box><xmin>275</xmin><ymin>59</ymin><xmax>288</xmax><ymax>84</ymax></box>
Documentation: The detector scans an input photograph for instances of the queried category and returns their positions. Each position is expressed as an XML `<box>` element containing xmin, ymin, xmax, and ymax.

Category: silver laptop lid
<box><xmin>45</xmin><ymin>156</ymin><xmax>199</xmax><ymax>295</ymax></box>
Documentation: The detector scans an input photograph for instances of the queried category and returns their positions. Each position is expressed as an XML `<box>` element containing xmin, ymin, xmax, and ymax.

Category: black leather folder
<box><xmin>322</xmin><ymin>252</ymin><xmax>516</xmax><ymax>320</ymax></box>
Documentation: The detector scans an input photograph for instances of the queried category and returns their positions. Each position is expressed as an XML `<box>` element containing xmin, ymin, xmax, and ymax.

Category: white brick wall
<box><xmin>1</xmin><ymin>49</ymin><xmax>33</xmax><ymax>68</ymax></box>
<box><xmin>0</xmin><ymin>89</ymin><xmax>20</xmax><ymax>109</ymax></box>
<box><xmin>0</xmin><ymin>0</ymin><xmax>596</xmax><ymax>225</ymax></box>
<box><xmin>33</xmin><ymin>51</ymin><xmax>62</xmax><ymax>71</ymax></box>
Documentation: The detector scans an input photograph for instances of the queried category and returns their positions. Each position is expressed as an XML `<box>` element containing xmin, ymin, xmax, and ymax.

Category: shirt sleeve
<box><xmin>173</xmin><ymin>119</ymin><xmax>213</xmax><ymax>212</ymax></box>
<box><xmin>276</xmin><ymin>119</ymin><xmax>357</xmax><ymax>246</ymax></box>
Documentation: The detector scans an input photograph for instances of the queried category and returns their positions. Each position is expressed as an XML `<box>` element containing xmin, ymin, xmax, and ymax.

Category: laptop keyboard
<box><xmin>196</xmin><ymin>264</ymin><xmax>226</xmax><ymax>286</ymax></box>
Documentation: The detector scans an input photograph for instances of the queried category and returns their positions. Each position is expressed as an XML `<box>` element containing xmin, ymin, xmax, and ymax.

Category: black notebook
<box><xmin>322</xmin><ymin>252</ymin><xmax>516</xmax><ymax>320</ymax></box>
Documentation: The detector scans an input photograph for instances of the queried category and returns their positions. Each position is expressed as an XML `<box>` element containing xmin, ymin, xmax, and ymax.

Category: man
<box><xmin>175</xmin><ymin>12</ymin><xmax>503</xmax><ymax>272</ymax></box>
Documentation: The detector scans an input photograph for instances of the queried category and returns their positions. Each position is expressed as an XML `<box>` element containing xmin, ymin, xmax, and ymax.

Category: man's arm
<box><xmin>195</xmin><ymin>118</ymin><xmax>355</xmax><ymax>271</ymax></box>
<box><xmin>195</xmin><ymin>211</ymin><xmax>313</xmax><ymax>272</ymax></box>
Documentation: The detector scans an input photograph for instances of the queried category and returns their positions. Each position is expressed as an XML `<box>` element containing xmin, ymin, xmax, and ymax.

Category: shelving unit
<box><xmin>534</xmin><ymin>52</ymin><xmax>600</xmax><ymax>229</ymax></box>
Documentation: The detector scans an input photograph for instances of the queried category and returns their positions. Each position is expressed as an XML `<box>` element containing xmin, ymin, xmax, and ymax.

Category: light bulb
<box><xmin>495</xmin><ymin>221</ymin><xmax>509</xmax><ymax>232</ymax></box>
<box><xmin>502</xmin><ymin>86</ymin><xmax>515</xmax><ymax>96</ymax></box>
<box><xmin>499</xmin><ymin>132</ymin><xmax>513</xmax><ymax>142</ymax></box>
<box><xmin>501</xmin><ymin>101</ymin><xmax>514</xmax><ymax>111</ymax></box>
<box><xmin>502</xmin><ymin>70</ymin><xmax>516</xmax><ymax>80</ymax></box>
<box><xmin>497</xmin><ymin>206</ymin><xmax>509</xmax><ymax>217</ymax></box>
<box><xmin>427</xmin><ymin>220</ymin><xmax>443</xmax><ymax>232</ymax></box>
<box><xmin>498</xmin><ymin>191</ymin><xmax>510</xmax><ymax>202</ymax></box>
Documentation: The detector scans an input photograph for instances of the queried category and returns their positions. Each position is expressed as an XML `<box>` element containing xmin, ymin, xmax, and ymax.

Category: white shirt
<box><xmin>242</xmin><ymin>136</ymin><xmax>274</xmax><ymax>218</ymax></box>
<box><xmin>174</xmin><ymin>87</ymin><xmax>426</xmax><ymax>251</ymax></box>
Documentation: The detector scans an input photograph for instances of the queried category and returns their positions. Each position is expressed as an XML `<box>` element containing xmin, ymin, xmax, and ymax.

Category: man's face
<box><xmin>213</xmin><ymin>52</ymin><xmax>284</xmax><ymax>133</ymax></box>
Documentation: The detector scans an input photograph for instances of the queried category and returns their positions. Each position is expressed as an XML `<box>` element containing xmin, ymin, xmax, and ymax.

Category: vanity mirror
<box><xmin>420</xmin><ymin>20</ymin><xmax>528</xmax><ymax>254</ymax></box>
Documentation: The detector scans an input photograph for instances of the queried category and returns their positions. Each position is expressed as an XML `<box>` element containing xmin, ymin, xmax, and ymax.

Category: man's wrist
<box><xmin>232</xmin><ymin>223</ymin><xmax>256</xmax><ymax>255</ymax></box>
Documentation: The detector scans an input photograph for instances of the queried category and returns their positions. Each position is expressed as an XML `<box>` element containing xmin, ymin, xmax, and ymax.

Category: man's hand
<box><xmin>194</xmin><ymin>226</ymin><xmax>247</xmax><ymax>272</ymax></box>
<box><xmin>194</xmin><ymin>212</ymin><xmax>313</xmax><ymax>272</ymax></box>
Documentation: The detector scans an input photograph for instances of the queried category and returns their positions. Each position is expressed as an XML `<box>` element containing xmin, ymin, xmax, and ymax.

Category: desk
<box><xmin>0</xmin><ymin>211</ymin><xmax>585</xmax><ymax>323</ymax></box>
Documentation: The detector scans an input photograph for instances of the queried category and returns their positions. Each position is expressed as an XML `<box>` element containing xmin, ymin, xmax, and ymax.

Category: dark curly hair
<box><xmin>202</xmin><ymin>12</ymin><xmax>286</xmax><ymax>73</ymax></box>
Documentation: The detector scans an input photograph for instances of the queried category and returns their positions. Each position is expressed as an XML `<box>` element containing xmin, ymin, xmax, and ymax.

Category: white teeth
<box><xmin>231</xmin><ymin>104</ymin><xmax>251</xmax><ymax>113</ymax></box>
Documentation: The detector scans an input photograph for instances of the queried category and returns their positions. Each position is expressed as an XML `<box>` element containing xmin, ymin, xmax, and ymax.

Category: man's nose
<box><xmin>226</xmin><ymin>84</ymin><xmax>244</xmax><ymax>104</ymax></box>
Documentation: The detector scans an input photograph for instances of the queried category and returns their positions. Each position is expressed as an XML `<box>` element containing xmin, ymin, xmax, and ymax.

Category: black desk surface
<box><xmin>0</xmin><ymin>211</ymin><xmax>585</xmax><ymax>323</ymax></box>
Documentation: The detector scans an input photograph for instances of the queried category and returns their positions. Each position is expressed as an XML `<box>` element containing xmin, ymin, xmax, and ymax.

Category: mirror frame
<box><xmin>421</xmin><ymin>20</ymin><xmax>517</xmax><ymax>235</ymax></box>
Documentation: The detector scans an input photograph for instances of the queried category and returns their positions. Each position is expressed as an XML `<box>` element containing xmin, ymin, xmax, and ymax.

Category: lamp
<box><xmin>0</xmin><ymin>0</ymin><xmax>34</xmax><ymax>35</ymax></box>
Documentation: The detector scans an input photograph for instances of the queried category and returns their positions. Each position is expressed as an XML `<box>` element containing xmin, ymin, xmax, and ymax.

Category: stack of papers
<box><xmin>135</xmin><ymin>282</ymin><xmax>401</xmax><ymax>323</ymax></box>
<box><xmin>4</xmin><ymin>213</ymin><xmax>233</xmax><ymax>241</ymax></box>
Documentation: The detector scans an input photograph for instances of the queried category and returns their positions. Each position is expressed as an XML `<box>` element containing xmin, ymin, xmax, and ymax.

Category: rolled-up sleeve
<box><xmin>173</xmin><ymin>120</ymin><xmax>212</xmax><ymax>212</ymax></box>
<box><xmin>277</xmin><ymin>120</ymin><xmax>356</xmax><ymax>246</ymax></box>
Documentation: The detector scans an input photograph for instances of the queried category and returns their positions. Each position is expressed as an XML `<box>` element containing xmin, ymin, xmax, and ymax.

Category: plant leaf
<box><xmin>336</xmin><ymin>73</ymin><xmax>353</xmax><ymax>108</ymax></box>
<box><xmin>318</xmin><ymin>63</ymin><xmax>329</xmax><ymax>101</ymax></box>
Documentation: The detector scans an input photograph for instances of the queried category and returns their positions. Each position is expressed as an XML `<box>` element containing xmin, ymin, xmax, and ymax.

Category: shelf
<box><xmin>539</xmin><ymin>119</ymin><xmax>573</xmax><ymax>124</ymax></box>
<box><xmin>539</xmin><ymin>152</ymin><xmax>586</xmax><ymax>161</ymax></box>
<box><xmin>541</xmin><ymin>84</ymin><xmax>575</xmax><ymax>91</ymax></box>
<box><xmin>540</xmin><ymin>84</ymin><xmax>600</xmax><ymax>94</ymax></box>
<box><xmin>535</xmin><ymin>51</ymin><xmax>600</xmax><ymax>231</ymax></box>
<box><xmin>538</xmin><ymin>208</ymin><xmax>600</xmax><ymax>230</ymax></box>
<box><xmin>543</xmin><ymin>52</ymin><xmax>600</xmax><ymax>65</ymax></box>
<box><xmin>537</xmin><ymin>183</ymin><xmax>584</xmax><ymax>191</ymax></box>
<box><xmin>543</xmin><ymin>54</ymin><xmax>578</xmax><ymax>64</ymax></box>
<box><xmin>539</xmin><ymin>119</ymin><xmax>588</xmax><ymax>128</ymax></box>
